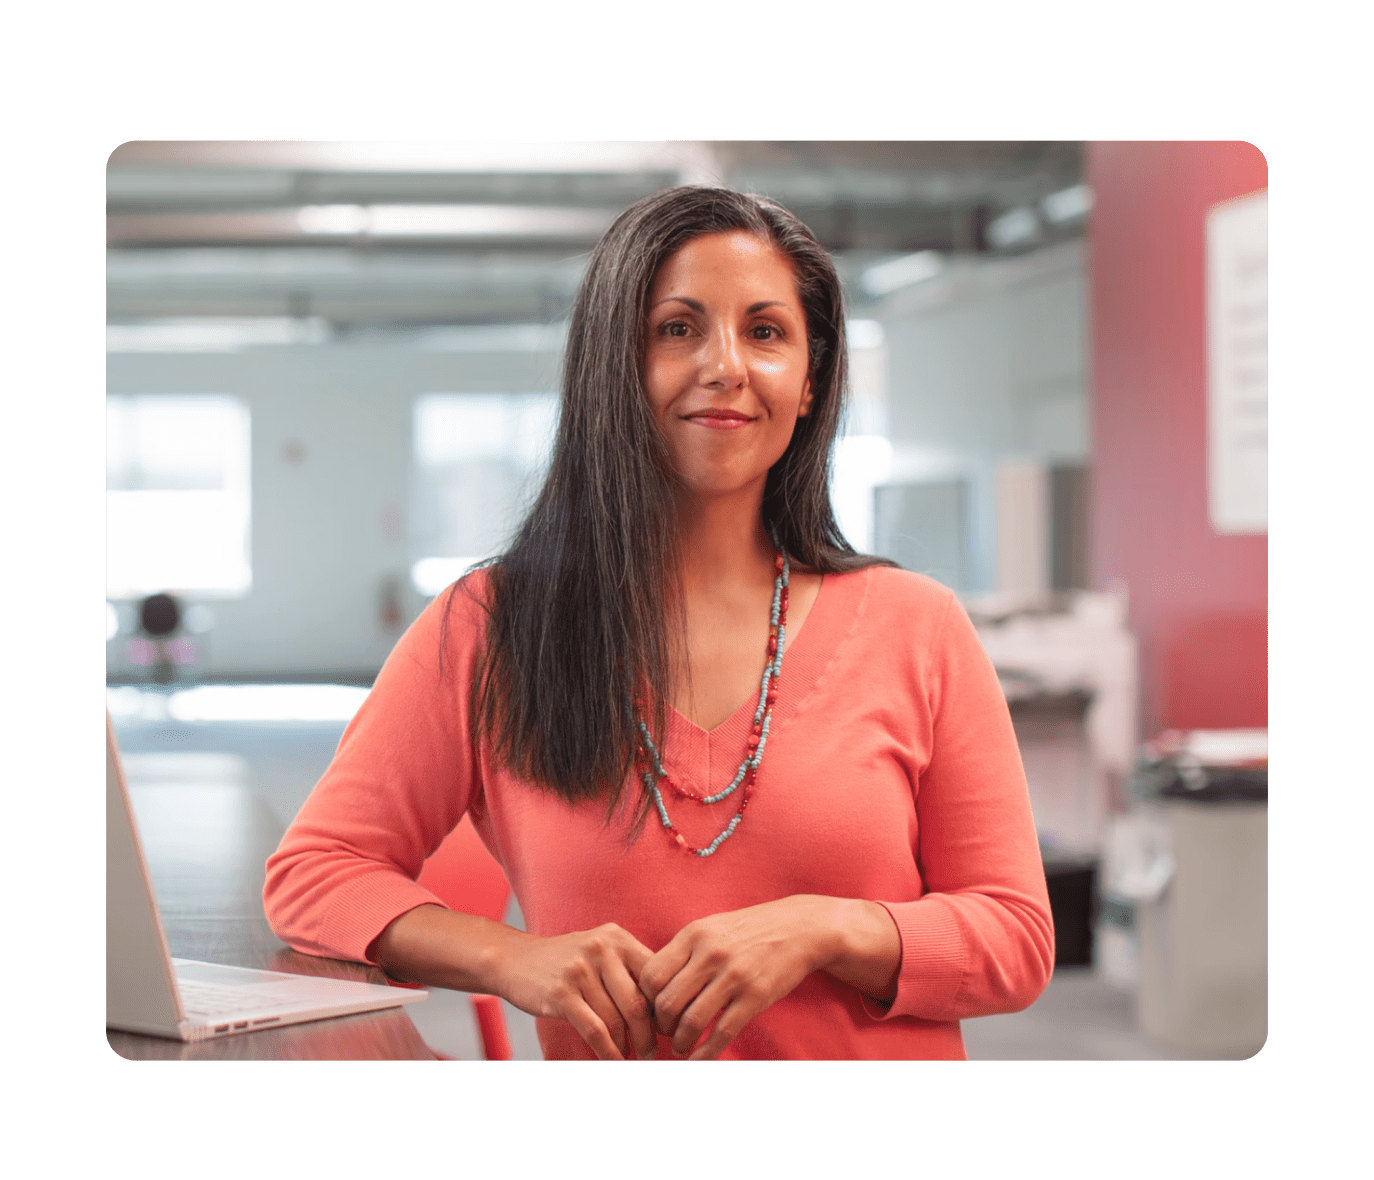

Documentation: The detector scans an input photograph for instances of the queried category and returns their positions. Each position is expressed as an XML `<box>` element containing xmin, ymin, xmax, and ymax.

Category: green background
<box><xmin>5</xmin><ymin>2</ymin><xmax>1357</xmax><ymax>1170</ymax></box>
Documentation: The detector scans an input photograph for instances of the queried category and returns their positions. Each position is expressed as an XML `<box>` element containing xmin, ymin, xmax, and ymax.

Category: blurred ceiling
<box><xmin>108</xmin><ymin>141</ymin><xmax>1085</xmax><ymax>332</ymax></box>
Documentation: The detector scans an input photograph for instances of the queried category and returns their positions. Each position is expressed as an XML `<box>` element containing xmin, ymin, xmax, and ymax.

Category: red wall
<box><xmin>1087</xmin><ymin>142</ymin><xmax>1267</xmax><ymax>739</ymax></box>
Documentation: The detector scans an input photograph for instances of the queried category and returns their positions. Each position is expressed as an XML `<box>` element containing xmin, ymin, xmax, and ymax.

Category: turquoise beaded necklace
<box><xmin>636</xmin><ymin>550</ymin><xmax>790</xmax><ymax>857</ymax></box>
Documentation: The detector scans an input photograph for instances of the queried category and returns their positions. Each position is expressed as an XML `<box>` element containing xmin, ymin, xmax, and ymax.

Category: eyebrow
<box><xmin>651</xmin><ymin>297</ymin><xmax>790</xmax><ymax>314</ymax></box>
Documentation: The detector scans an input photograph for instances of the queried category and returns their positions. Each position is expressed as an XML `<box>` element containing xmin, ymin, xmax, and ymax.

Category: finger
<box><xmin>582</xmin><ymin>985</ymin><xmax>631</xmax><ymax>1058</ymax></box>
<box><xmin>647</xmin><ymin>955</ymin><xmax>712</xmax><ymax>1040</ymax></box>
<box><xmin>582</xmin><ymin>927</ymin><xmax>652</xmax><ymax>1057</ymax></box>
<box><xmin>602</xmin><ymin>958</ymin><xmax>657</xmax><ymax>1060</ymax></box>
<box><xmin>669</xmin><ymin>977</ymin><xmax>735</xmax><ymax>1058</ymax></box>
<box><xmin>637</xmin><ymin>936</ymin><xmax>692</xmax><ymax>1014</ymax></box>
<box><xmin>564</xmin><ymin>995</ymin><xmax>626</xmax><ymax>1061</ymax></box>
<box><xmin>688</xmin><ymin>996</ymin><xmax>758</xmax><ymax>1060</ymax></box>
<box><xmin>616</xmin><ymin>933</ymin><xmax>656</xmax><ymax>982</ymax></box>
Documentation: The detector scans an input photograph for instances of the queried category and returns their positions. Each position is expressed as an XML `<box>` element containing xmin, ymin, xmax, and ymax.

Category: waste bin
<box><xmin>1107</xmin><ymin>731</ymin><xmax>1267</xmax><ymax>1056</ymax></box>
<box><xmin>1042</xmin><ymin>851</ymin><xmax>1098</xmax><ymax>968</ymax></box>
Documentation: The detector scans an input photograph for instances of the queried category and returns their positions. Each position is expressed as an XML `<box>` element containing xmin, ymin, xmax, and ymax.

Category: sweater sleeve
<box><xmin>262</xmin><ymin>581</ymin><xmax>486</xmax><ymax>965</ymax></box>
<box><xmin>866</xmin><ymin>590</ymin><xmax>1055</xmax><ymax>1022</ymax></box>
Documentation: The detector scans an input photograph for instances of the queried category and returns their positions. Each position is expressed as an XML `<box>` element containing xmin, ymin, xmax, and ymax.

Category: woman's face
<box><xmin>643</xmin><ymin>231</ymin><xmax>814</xmax><ymax>503</ymax></box>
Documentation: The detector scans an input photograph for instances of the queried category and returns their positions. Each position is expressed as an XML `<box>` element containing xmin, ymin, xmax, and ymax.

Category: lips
<box><xmin>683</xmin><ymin>408</ymin><xmax>754</xmax><ymax>430</ymax></box>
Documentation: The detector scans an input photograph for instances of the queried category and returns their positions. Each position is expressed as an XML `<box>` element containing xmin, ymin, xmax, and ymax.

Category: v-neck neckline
<box><xmin>654</xmin><ymin>567</ymin><xmax>870</xmax><ymax>799</ymax></box>
<box><xmin>666</xmin><ymin>572</ymin><xmax>826</xmax><ymax>739</ymax></box>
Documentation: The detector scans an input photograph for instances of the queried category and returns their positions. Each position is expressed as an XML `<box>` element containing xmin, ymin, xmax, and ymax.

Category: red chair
<box><xmin>413</xmin><ymin>815</ymin><xmax>515</xmax><ymax>1060</ymax></box>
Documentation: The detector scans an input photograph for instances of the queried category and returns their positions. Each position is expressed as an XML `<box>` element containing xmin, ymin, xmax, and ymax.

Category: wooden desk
<box><xmin>108</xmin><ymin>779</ymin><xmax>437</xmax><ymax>1060</ymax></box>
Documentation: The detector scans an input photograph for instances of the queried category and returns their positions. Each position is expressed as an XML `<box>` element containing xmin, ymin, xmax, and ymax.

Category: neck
<box><xmin>673</xmin><ymin>482</ymin><xmax>776</xmax><ymax>596</ymax></box>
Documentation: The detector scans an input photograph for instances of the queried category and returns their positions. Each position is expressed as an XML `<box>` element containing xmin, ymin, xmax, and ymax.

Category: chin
<box><xmin>677</xmin><ymin>473</ymin><xmax>766</xmax><ymax>502</ymax></box>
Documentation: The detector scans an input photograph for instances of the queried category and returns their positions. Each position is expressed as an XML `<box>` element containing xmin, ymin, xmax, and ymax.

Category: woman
<box><xmin>264</xmin><ymin>186</ymin><xmax>1053</xmax><ymax>1060</ymax></box>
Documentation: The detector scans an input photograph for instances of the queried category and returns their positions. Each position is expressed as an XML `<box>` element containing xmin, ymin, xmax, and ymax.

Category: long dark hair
<box><xmin>453</xmin><ymin>186</ymin><xmax>889</xmax><ymax>814</ymax></box>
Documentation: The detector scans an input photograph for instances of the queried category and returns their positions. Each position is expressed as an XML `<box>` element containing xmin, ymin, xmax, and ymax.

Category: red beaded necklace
<box><xmin>635</xmin><ymin>551</ymin><xmax>790</xmax><ymax>857</ymax></box>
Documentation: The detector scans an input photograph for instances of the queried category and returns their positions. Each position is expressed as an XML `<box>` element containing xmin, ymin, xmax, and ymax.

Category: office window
<box><xmin>107</xmin><ymin>395</ymin><xmax>252</xmax><ymax>598</ymax></box>
<box><xmin>874</xmin><ymin>479</ymin><xmax>970</xmax><ymax>590</ymax></box>
<box><xmin>410</xmin><ymin>393</ymin><xmax>559</xmax><ymax>596</ymax></box>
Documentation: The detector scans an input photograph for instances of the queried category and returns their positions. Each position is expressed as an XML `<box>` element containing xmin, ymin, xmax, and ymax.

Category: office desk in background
<box><xmin>108</xmin><ymin>777</ymin><xmax>437</xmax><ymax>1060</ymax></box>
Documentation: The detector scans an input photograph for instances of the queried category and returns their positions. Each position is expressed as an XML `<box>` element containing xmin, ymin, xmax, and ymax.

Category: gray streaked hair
<box><xmin>453</xmin><ymin>185</ymin><xmax>890</xmax><ymax>816</ymax></box>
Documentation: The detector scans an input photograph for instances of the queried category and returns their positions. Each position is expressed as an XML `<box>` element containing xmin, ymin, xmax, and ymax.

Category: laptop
<box><xmin>107</xmin><ymin>715</ymin><xmax>426</xmax><ymax>1041</ymax></box>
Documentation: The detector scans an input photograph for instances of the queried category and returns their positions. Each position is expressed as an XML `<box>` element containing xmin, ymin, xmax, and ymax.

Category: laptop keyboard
<box><xmin>179</xmin><ymin>980</ymin><xmax>309</xmax><ymax>1017</ymax></box>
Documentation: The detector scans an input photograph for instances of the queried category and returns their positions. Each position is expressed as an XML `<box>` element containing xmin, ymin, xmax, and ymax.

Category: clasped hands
<box><xmin>502</xmin><ymin>894</ymin><xmax>887</xmax><ymax>1061</ymax></box>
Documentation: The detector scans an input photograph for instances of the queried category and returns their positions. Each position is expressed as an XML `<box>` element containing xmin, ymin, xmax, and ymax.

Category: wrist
<box><xmin>814</xmin><ymin>897</ymin><xmax>901</xmax><ymax>1003</ymax></box>
<box><xmin>828</xmin><ymin>897</ymin><xmax>873</xmax><ymax>967</ymax></box>
<box><xmin>370</xmin><ymin>904</ymin><xmax>531</xmax><ymax>998</ymax></box>
<box><xmin>476</xmin><ymin>921</ymin><xmax>532</xmax><ymax>1001</ymax></box>
<box><xmin>796</xmin><ymin>894</ymin><xmax>856</xmax><ymax>973</ymax></box>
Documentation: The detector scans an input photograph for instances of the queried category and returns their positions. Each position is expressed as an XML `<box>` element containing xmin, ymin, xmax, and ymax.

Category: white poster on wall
<box><xmin>1206</xmin><ymin>190</ymin><xmax>1267</xmax><ymax>534</ymax></box>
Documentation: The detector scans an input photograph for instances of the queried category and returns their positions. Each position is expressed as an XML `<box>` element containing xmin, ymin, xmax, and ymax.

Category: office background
<box><xmin>105</xmin><ymin>140</ymin><xmax>1268</xmax><ymax>1060</ymax></box>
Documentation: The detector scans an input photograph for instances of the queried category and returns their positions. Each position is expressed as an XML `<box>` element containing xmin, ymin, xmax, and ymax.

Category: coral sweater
<box><xmin>263</xmin><ymin>565</ymin><xmax>1054</xmax><ymax>1059</ymax></box>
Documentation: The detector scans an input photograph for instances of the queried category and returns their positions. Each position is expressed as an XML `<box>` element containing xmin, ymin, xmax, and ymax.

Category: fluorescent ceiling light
<box><xmin>110</xmin><ymin>204</ymin><xmax>620</xmax><ymax>245</ymax></box>
<box><xmin>111</xmin><ymin>141</ymin><xmax>714</xmax><ymax>175</ymax></box>
<box><xmin>1041</xmin><ymin>184</ymin><xmax>1093</xmax><ymax>224</ymax></box>
<box><xmin>295</xmin><ymin>203</ymin><xmax>617</xmax><ymax>238</ymax></box>
<box><xmin>859</xmin><ymin>251</ymin><xmax>943</xmax><ymax>297</ymax></box>
<box><xmin>986</xmin><ymin>207</ymin><xmax>1041</xmax><ymax>249</ymax></box>
<box><xmin>107</xmin><ymin>317</ymin><xmax>329</xmax><ymax>353</ymax></box>
<box><xmin>296</xmin><ymin>205</ymin><xmax>370</xmax><ymax>235</ymax></box>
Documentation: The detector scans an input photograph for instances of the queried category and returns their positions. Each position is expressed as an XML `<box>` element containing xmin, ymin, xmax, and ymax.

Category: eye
<box><xmin>750</xmin><ymin>324</ymin><xmax>782</xmax><ymax>341</ymax></box>
<box><xmin>659</xmin><ymin>320</ymin><xmax>691</xmax><ymax>338</ymax></box>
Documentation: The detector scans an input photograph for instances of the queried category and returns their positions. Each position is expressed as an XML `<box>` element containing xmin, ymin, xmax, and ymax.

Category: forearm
<box><xmin>372</xmin><ymin>903</ymin><xmax>659</xmax><ymax>1059</ymax></box>
<box><xmin>804</xmin><ymin>896</ymin><xmax>902</xmax><ymax>1004</ymax></box>
<box><xmin>367</xmin><ymin>903</ymin><xmax>532</xmax><ymax>997</ymax></box>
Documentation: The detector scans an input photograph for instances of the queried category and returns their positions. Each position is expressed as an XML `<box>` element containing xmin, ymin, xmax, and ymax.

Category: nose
<box><xmin>702</xmin><ymin>324</ymin><xmax>746</xmax><ymax>389</ymax></box>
